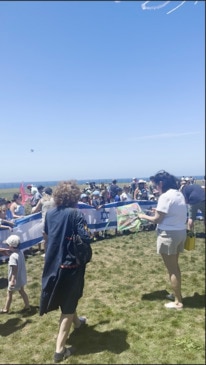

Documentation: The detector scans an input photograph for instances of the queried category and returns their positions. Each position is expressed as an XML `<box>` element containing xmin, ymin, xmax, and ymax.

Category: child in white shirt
<box><xmin>0</xmin><ymin>235</ymin><xmax>30</xmax><ymax>314</ymax></box>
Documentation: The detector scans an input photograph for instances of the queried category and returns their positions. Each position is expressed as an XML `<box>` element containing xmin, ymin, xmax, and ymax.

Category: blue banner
<box><xmin>0</xmin><ymin>200</ymin><xmax>203</xmax><ymax>256</ymax></box>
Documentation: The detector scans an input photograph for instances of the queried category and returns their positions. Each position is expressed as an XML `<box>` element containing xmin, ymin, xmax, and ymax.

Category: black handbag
<box><xmin>71</xmin><ymin>233</ymin><xmax>92</xmax><ymax>265</ymax></box>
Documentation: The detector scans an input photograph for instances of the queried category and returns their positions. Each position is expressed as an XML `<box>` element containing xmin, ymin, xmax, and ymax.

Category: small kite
<box><xmin>30</xmin><ymin>149</ymin><xmax>34</xmax><ymax>152</ymax></box>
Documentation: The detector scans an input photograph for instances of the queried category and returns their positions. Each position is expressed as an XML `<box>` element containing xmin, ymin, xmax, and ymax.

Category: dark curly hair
<box><xmin>152</xmin><ymin>170</ymin><xmax>179</xmax><ymax>193</ymax></box>
<box><xmin>53</xmin><ymin>180</ymin><xmax>81</xmax><ymax>207</ymax></box>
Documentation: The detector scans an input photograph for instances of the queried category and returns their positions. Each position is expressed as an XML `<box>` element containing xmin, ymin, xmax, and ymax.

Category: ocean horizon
<box><xmin>0</xmin><ymin>175</ymin><xmax>204</xmax><ymax>190</ymax></box>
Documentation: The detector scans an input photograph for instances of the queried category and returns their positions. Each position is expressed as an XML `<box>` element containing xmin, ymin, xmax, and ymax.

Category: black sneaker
<box><xmin>54</xmin><ymin>347</ymin><xmax>74</xmax><ymax>363</ymax></box>
<box><xmin>166</xmin><ymin>293</ymin><xmax>175</xmax><ymax>301</ymax></box>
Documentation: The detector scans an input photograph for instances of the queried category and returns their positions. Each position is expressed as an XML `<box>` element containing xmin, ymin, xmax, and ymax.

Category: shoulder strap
<box><xmin>72</xmin><ymin>208</ymin><xmax>78</xmax><ymax>235</ymax></box>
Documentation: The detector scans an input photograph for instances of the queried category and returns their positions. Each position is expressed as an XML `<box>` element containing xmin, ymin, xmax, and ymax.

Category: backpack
<box><xmin>70</xmin><ymin>233</ymin><xmax>92</xmax><ymax>265</ymax></box>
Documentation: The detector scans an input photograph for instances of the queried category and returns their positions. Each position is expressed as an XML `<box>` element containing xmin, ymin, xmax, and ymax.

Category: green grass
<box><xmin>0</xmin><ymin>220</ymin><xmax>205</xmax><ymax>364</ymax></box>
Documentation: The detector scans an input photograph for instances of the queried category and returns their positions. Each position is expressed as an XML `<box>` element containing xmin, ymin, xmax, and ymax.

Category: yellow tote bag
<box><xmin>184</xmin><ymin>231</ymin><xmax>195</xmax><ymax>251</ymax></box>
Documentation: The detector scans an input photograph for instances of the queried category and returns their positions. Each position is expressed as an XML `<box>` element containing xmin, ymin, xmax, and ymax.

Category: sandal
<box><xmin>164</xmin><ymin>302</ymin><xmax>183</xmax><ymax>310</ymax></box>
<box><xmin>0</xmin><ymin>309</ymin><xmax>9</xmax><ymax>314</ymax></box>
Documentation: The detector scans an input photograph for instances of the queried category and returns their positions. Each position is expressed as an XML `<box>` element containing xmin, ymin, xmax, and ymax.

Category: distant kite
<box><xmin>30</xmin><ymin>149</ymin><xmax>34</xmax><ymax>152</ymax></box>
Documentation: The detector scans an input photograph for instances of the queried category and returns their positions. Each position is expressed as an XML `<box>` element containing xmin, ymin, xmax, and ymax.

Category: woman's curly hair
<box><xmin>53</xmin><ymin>180</ymin><xmax>81</xmax><ymax>207</ymax></box>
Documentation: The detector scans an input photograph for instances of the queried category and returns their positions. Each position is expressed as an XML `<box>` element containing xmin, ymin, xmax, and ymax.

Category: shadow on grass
<box><xmin>183</xmin><ymin>292</ymin><xmax>205</xmax><ymax>308</ymax></box>
<box><xmin>195</xmin><ymin>232</ymin><xmax>205</xmax><ymax>238</ymax></box>
<box><xmin>67</xmin><ymin>321</ymin><xmax>129</xmax><ymax>355</ymax></box>
<box><xmin>0</xmin><ymin>318</ymin><xmax>32</xmax><ymax>336</ymax></box>
<box><xmin>0</xmin><ymin>278</ymin><xmax>8</xmax><ymax>289</ymax></box>
<box><xmin>16</xmin><ymin>305</ymin><xmax>40</xmax><ymax>317</ymax></box>
<box><xmin>141</xmin><ymin>290</ymin><xmax>205</xmax><ymax>308</ymax></box>
<box><xmin>141</xmin><ymin>289</ymin><xmax>169</xmax><ymax>301</ymax></box>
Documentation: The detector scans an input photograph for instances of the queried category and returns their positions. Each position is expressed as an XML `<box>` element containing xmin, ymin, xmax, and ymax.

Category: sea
<box><xmin>0</xmin><ymin>176</ymin><xmax>204</xmax><ymax>190</ymax></box>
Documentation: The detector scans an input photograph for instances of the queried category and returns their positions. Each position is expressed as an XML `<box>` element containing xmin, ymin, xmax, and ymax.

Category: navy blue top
<box><xmin>109</xmin><ymin>184</ymin><xmax>120</xmax><ymax>199</ymax></box>
<box><xmin>39</xmin><ymin>207</ymin><xmax>91</xmax><ymax>315</ymax></box>
<box><xmin>181</xmin><ymin>184</ymin><xmax>205</xmax><ymax>204</ymax></box>
<box><xmin>43</xmin><ymin>206</ymin><xmax>91</xmax><ymax>273</ymax></box>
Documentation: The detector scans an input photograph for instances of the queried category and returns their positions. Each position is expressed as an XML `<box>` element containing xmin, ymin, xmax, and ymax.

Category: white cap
<box><xmin>6</xmin><ymin>235</ymin><xmax>20</xmax><ymax>247</ymax></box>
<box><xmin>138</xmin><ymin>179</ymin><xmax>146</xmax><ymax>183</ymax></box>
<box><xmin>80</xmin><ymin>193</ymin><xmax>87</xmax><ymax>198</ymax></box>
<box><xmin>92</xmin><ymin>190</ymin><xmax>100</xmax><ymax>196</ymax></box>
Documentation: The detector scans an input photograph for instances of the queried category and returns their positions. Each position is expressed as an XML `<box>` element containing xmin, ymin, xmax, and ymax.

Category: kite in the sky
<box><xmin>30</xmin><ymin>149</ymin><xmax>34</xmax><ymax>152</ymax></box>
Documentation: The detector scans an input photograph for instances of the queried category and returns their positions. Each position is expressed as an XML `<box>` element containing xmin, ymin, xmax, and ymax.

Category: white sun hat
<box><xmin>6</xmin><ymin>235</ymin><xmax>20</xmax><ymax>247</ymax></box>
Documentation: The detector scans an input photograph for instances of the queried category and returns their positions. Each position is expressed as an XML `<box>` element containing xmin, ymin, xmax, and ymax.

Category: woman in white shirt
<box><xmin>138</xmin><ymin>170</ymin><xmax>187</xmax><ymax>310</ymax></box>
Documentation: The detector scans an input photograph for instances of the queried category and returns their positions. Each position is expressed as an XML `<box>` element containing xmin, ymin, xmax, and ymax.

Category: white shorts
<box><xmin>157</xmin><ymin>229</ymin><xmax>186</xmax><ymax>255</ymax></box>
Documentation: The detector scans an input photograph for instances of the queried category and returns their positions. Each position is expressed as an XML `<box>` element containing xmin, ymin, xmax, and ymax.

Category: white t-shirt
<box><xmin>156</xmin><ymin>189</ymin><xmax>187</xmax><ymax>231</ymax></box>
<box><xmin>8</xmin><ymin>250</ymin><xmax>27</xmax><ymax>289</ymax></box>
<box><xmin>31</xmin><ymin>186</ymin><xmax>38</xmax><ymax>194</ymax></box>
<box><xmin>120</xmin><ymin>192</ymin><xmax>133</xmax><ymax>201</ymax></box>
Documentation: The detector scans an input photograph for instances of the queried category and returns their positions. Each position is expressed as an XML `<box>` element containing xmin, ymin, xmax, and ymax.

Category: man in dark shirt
<box><xmin>181</xmin><ymin>183</ymin><xmax>205</xmax><ymax>231</ymax></box>
<box><xmin>109</xmin><ymin>180</ymin><xmax>120</xmax><ymax>202</ymax></box>
<box><xmin>130</xmin><ymin>178</ymin><xmax>138</xmax><ymax>199</ymax></box>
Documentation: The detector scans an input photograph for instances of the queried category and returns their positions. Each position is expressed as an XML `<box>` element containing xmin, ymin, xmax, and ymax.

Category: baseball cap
<box><xmin>6</xmin><ymin>235</ymin><xmax>20</xmax><ymax>247</ymax></box>
<box><xmin>37</xmin><ymin>185</ymin><xmax>45</xmax><ymax>190</ymax></box>
<box><xmin>44</xmin><ymin>187</ymin><xmax>53</xmax><ymax>195</ymax></box>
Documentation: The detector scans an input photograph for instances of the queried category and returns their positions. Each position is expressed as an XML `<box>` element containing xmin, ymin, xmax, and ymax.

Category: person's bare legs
<box><xmin>19</xmin><ymin>286</ymin><xmax>30</xmax><ymax>308</ymax></box>
<box><xmin>161</xmin><ymin>253</ymin><xmax>183</xmax><ymax>306</ymax></box>
<box><xmin>2</xmin><ymin>290</ymin><xmax>13</xmax><ymax>312</ymax></box>
<box><xmin>56</xmin><ymin>313</ymin><xmax>74</xmax><ymax>353</ymax></box>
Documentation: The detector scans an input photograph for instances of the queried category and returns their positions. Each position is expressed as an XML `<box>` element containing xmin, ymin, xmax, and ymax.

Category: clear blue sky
<box><xmin>1</xmin><ymin>1</ymin><xmax>205</xmax><ymax>183</ymax></box>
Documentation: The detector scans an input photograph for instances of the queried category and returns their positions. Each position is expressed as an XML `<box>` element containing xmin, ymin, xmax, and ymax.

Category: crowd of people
<box><xmin>78</xmin><ymin>178</ymin><xmax>159</xmax><ymax>204</ymax></box>
<box><xmin>0</xmin><ymin>173</ymin><xmax>205</xmax><ymax>362</ymax></box>
<box><xmin>0</xmin><ymin>175</ymin><xmax>205</xmax><ymax>236</ymax></box>
<box><xmin>0</xmin><ymin>178</ymin><xmax>158</xmax><ymax>244</ymax></box>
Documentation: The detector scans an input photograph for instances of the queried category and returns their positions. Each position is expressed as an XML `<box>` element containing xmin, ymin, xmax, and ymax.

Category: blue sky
<box><xmin>1</xmin><ymin>1</ymin><xmax>205</xmax><ymax>183</ymax></box>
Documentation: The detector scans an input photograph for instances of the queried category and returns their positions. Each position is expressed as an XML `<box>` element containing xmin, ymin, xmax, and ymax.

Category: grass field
<box><xmin>0</xmin><ymin>218</ymin><xmax>205</xmax><ymax>364</ymax></box>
